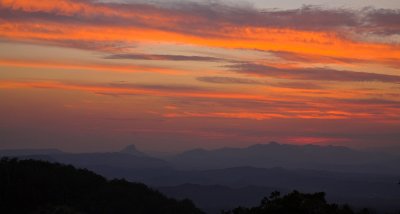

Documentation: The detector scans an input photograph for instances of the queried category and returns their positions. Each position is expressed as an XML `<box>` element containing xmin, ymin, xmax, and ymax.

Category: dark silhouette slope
<box><xmin>0</xmin><ymin>158</ymin><xmax>203</xmax><ymax>214</ymax></box>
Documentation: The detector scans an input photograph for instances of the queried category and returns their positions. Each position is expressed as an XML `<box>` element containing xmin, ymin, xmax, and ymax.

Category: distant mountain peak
<box><xmin>269</xmin><ymin>141</ymin><xmax>280</xmax><ymax>145</ymax></box>
<box><xmin>248</xmin><ymin>142</ymin><xmax>280</xmax><ymax>148</ymax></box>
<box><xmin>120</xmin><ymin>144</ymin><xmax>147</xmax><ymax>157</ymax></box>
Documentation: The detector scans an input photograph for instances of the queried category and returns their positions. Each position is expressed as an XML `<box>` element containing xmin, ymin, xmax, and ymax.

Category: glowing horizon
<box><xmin>0</xmin><ymin>0</ymin><xmax>399</xmax><ymax>152</ymax></box>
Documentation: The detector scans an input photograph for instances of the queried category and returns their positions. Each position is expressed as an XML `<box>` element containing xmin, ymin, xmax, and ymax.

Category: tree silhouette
<box><xmin>222</xmin><ymin>190</ymin><xmax>372</xmax><ymax>214</ymax></box>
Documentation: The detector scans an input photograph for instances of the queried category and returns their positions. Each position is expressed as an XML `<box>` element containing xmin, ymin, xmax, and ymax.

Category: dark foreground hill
<box><xmin>0</xmin><ymin>158</ymin><xmax>204</xmax><ymax>214</ymax></box>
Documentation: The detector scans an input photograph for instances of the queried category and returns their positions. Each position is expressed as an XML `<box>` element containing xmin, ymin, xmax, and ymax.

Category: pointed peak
<box><xmin>120</xmin><ymin>144</ymin><xmax>147</xmax><ymax>157</ymax></box>
<box><xmin>123</xmin><ymin>144</ymin><xmax>137</xmax><ymax>151</ymax></box>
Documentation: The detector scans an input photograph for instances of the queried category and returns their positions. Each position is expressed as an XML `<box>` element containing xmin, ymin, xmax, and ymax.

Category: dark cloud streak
<box><xmin>196</xmin><ymin>76</ymin><xmax>324</xmax><ymax>89</ymax></box>
<box><xmin>228</xmin><ymin>63</ymin><xmax>400</xmax><ymax>83</ymax></box>
<box><xmin>270</xmin><ymin>51</ymin><xmax>368</xmax><ymax>64</ymax></box>
<box><xmin>105</xmin><ymin>53</ymin><xmax>224</xmax><ymax>62</ymax></box>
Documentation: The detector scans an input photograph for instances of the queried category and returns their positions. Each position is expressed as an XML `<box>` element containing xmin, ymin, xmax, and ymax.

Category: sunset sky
<box><xmin>0</xmin><ymin>0</ymin><xmax>399</xmax><ymax>153</ymax></box>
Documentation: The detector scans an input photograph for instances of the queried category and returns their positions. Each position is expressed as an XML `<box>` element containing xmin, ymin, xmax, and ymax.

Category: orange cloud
<box><xmin>1</xmin><ymin>0</ymin><xmax>400</xmax><ymax>65</ymax></box>
<box><xmin>1</xmin><ymin>21</ymin><xmax>399</xmax><ymax>62</ymax></box>
<box><xmin>0</xmin><ymin>80</ymin><xmax>267</xmax><ymax>101</ymax></box>
<box><xmin>0</xmin><ymin>59</ymin><xmax>184</xmax><ymax>75</ymax></box>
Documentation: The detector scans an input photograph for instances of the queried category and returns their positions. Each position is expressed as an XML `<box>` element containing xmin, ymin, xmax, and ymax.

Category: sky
<box><xmin>0</xmin><ymin>0</ymin><xmax>399</xmax><ymax>153</ymax></box>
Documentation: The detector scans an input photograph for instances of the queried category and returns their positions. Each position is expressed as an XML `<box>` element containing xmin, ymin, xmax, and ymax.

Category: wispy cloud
<box><xmin>196</xmin><ymin>76</ymin><xmax>263</xmax><ymax>85</ymax></box>
<box><xmin>1</xmin><ymin>0</ymin><xmax>399</xmax><ymax>63</ymax></box>
<box><xmin>0</xmin><ymin>80</ymin><xmax>265</xmax><ymax>100</ymax></box>
<box><xmin>2</xmin><ymin>79</ymin><xmax>399</xmax><ymax>122</ymax></box>
<box><xmin>108</xmin><ymin>82</ymin><xmax>207</xmax><ymax>92</ymax></box>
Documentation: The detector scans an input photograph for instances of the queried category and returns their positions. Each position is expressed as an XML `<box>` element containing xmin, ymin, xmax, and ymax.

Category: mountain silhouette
<box><xmin>120</xmin><ymin>144</ymin><xmax>148</xmax><ymax>157</ymax></box>
<box><xmin>0</xmin><ymin>144</ymin><xmax>399</xmax><ymax>213</ymax></box>
<box><xmin>169</xmin><ymin>142</ymin><xmax>397</xmax><ymax>173</ymax></box>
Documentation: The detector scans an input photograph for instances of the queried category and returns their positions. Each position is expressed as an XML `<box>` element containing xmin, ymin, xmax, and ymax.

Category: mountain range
<box><xmin>1</xmin><ymin>142</ymin><xmax>400</xmax><ymax>213</ymax></box>
<box><xmin>169</xmin><ymin>142</ymin><xmax>400</xmax><ymax>173</ymax></box>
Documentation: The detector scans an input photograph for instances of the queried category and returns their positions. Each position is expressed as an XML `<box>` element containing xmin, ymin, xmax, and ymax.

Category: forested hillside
<box><xmin>0</xmin><ymin>158</ymin><xmax>203</xmax><ymax>214</ymax></box>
